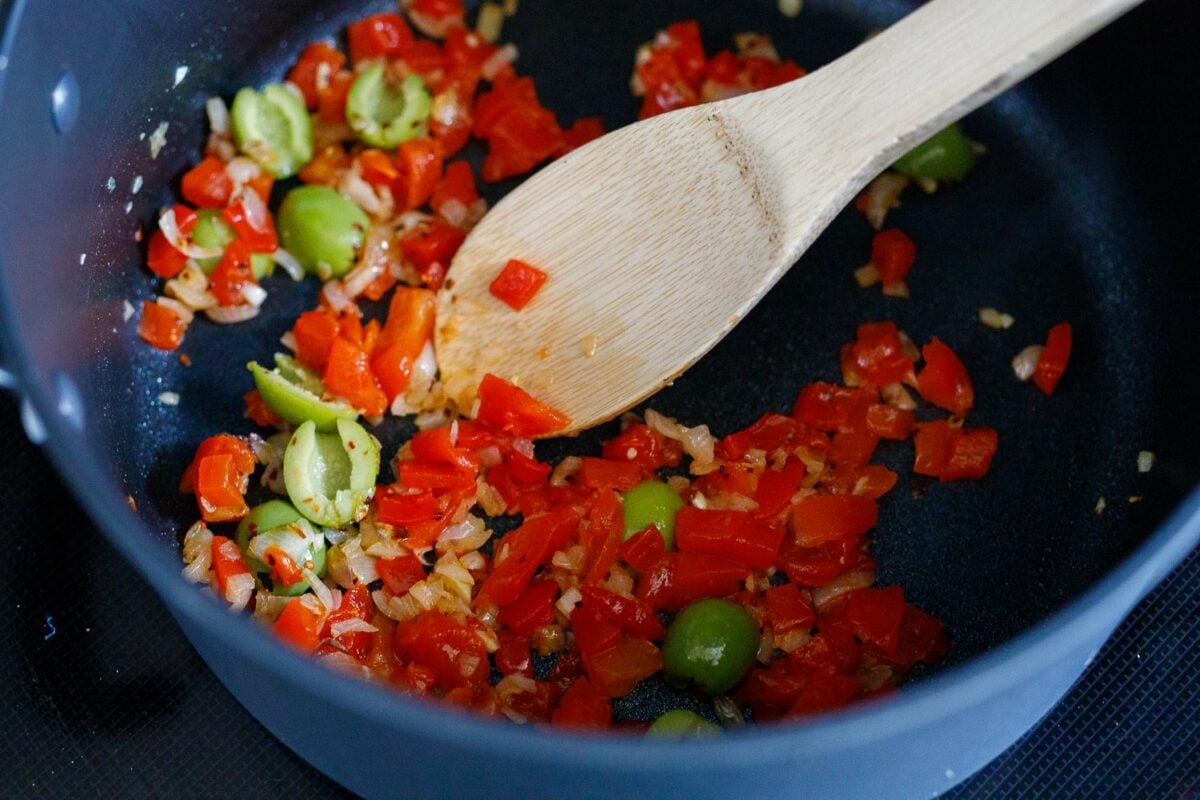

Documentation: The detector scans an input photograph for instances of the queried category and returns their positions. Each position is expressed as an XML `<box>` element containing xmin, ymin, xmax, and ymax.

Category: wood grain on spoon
<box><xmin>436</xmin><ymin>0</ymin><xmax>1140</xmax><ymax>435</ymax></box>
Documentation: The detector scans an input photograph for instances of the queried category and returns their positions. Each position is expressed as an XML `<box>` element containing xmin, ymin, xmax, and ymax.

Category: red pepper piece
<box><xmin>916</xmin><ymin>338</ymin><xmax>974</xmax><ymax>416</ymax></box>
<box><xmin>1033</xmin><ymin>322</ymin><xmax>1072</xmax><ymax>395</ymax></box>
<box><xmin>675</xmin><ymin>507</ymin><xmax>786</xmax><ymax>569</ymax></box>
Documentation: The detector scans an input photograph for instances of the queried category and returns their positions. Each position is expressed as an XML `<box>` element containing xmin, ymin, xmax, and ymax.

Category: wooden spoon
<box><xmin>435</xmin><ymin>0</ymin><xmax>1140</xmax><ymax>434</ymax></box>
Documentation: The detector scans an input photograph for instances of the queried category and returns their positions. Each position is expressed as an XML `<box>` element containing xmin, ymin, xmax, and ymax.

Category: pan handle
<box><xmin>0</xmin><ymin>329</ymin><xmax>48</xmax><ymax>444</ymax></box>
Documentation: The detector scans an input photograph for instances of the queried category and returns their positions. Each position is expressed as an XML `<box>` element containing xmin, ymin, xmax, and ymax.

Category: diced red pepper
<box><xmin>864</xmin><ymin>404</ymin><xmax>914</xmax><ymax>440</ymax></box>
<box><xmin>370</xmin><ymin>286</ymin><xmax>436</xmax><ymax>402</ymax></box>
<box><xmin>430</xmin><ymin>161</ymin><xmax>479</xmax><ymax>219</ymax></box>
<box><xmin>1033</xmin><ymin>322</ymin><xmax>1072</xmax><ymax>395</ymax></box>
<box><xmin>575</xmin><ymin>457</ymin><xmax>644</xmax><ymax>492</ymax></box>
<box><xmin>551</xmin><ymin>678</ymin><xmax>611</xmax><ymax>728</ymax></box>
<box><xmin>506</xmin><ymin>450</ymin><xmax>551</xmax><ymax>486</ymax></box>
<box><xmin>317</xmin><ymin>70</ymin><xmax>355</xmax><ymax>124</ymax></box>
<box><xmin>262</xmin><ymin>545</ymin><xmax>305</xmax><ymax>588</ymax></box>
<box><xmin>210</xmin><ymin>240</ymin><xmax>257</xmax><ymax>307</ymax></box>
<box><xmin>842</xmin><ymin>322</ymin><xmax>914</xmax><ymax>386</ymax></box>
<box><xmin>316</xmin><ymin>585</ymin><xmax>374</xmax><ymax>660</ymax></box>
<box><xmin>410</xmin><ymin>426</ymin><xmax>479</xmax><ymax>471</ymax></box>
<box><xmin>195</xmin><ymin>454</ymin><xmax>250</xmax><ymax>522</ymax></box>
<box><xmin>581</xmin><ymin>586</ymin><xmax>664</xmax><ymax>639</ymax></box>
<box><xmin>222</xmin><ymin>193</ymin><xmax>278</xmax><ymax>253</ymax></box>
<box><xmin>476</xmin><ymin>508</ymin><xmax>580</xmax><ymax>608</ymax></box>
<box><xmin>792</xmin><ymin>383</ymin><xmax>872</xmax><ymax>432</ymax></box>
<box><xmin>137</xmin><ymin>300</ymin><xmax>187</xmax><ymax>350</ymax></box>
<box><xmin>912</xmin><ymin>420</ymin><xmax>998</xmax><ymax>481</ymax></box>
<box><xmin>377</xmin><ymin>553</ymin><xmax>428</xmax><ymax>596</ymax></box>
<box><xmin>211</xmin><ymin>535</ymin><xmax>252</xmax><ymax>601</ymax></box>
<box><xmin>489</xmin><ymin>258</ymin><xmax>549</xmax><ymax>311</ymax></box>
<box><xmin>825</xmin><ymin>586</ymin><xmax>906</xmax><ymax>657</ymax></box>
<box><xmin>570</xmin><ymin>604</ymin><xmax>622</xmax><ymax>659</ymax></box>
<box><xmin>495</xmin><ymin>632</ymin><xmax>533</xmax><ymax>677</ymax></box>
<box><xmin>323</xmin><ymin>337</ymin><xmax>387</xmax><ymax>416</ymax></box>
<box><xmin>394</xmin><ymin>611</ymin><xmax>489</xmax><ymax>690</ymax></box>
<box><xmin>619</xmin><ymin>525</ymin><xmax>666</xmax><ymax>574</ymax></box>
<box><xmin>638</xmin><ymin>551</ymin><xmax>748</xmax><ymax>612</ymax></box>
<box><xmin>916</xmin><ymin>338</ymin><xmax>974</xmax><ymax>416</ymax></box>
<box><xmin>346</xmin><ymin>13</ymin><xmax>414</xmax><ymax>63</ymax></box>
<box><xmin>274</xmin><ymin>597</ymin><xmax>324</xmax><ymax>654</ymax></box>
<box><xmin>399</xmin><ymin>219</ymin><xmax>466</xmax><ymax>275</ymax></box>
<box><xmin>791</xmin><ymin>494</ymin><xmax>878</xmax><ymax>548</ymax></box>
<box><xmin>580</xmin><ymin>489</ymin><xmax>624</xmax><ymax>586</ymax></box>
<box><xmin>764</xmin><ymin>582</ymin><xmax>816</xmax><ymax>636</ymax></box>
<box><xmin>559</xmin><ymin>116</ymin><xmax>605</xmax><ymax>155</ymax></box>
<box><xmin>871</xmin><ymin>229</ymin><xmax>916</xmax><ymax>287</ymax></box>
<box><xmin>476</xmin><ymin>373</ymin><xmax>571</xmax><ymax>438</ymax></box>
<box><xmin>584</xmin><ymin>637</ymin><xmax>662</xmax><ymax>698</ymax></box>
<box><xmin>498</xmin><ymin>579</ymin><xmax>559</xmax><ymax>636</ymax></box>
<box><xmin>777</xmin><ymin>537</ymin><xmax>875</xmax><ymax>588</ymax></box>
<box><xmin>675</xmin><ymin>507</ymin><xmax>785</xmax><ymax>569</ymax></box>
<box><xmin>473</xmin><ymin>77</ymin><xmax>565</xmax><ymax>182</ymax></box>
<box><xmin>287</xmin><ymin>42</ymin><xmax>348</xmax><ymax>109</ymax></box>
<box><xmin>291</xmin><ymin>310</ymin><xmax>340</xmax><ymax>372</ymax></box>
<box><xmin>395</xmin><ymin>137</ymin><xmax>444</xmax><ymax>211</ymax></box>
<box><xmin>397</xmin><ymin>461</ymin><xmax>477</xmax><ymax>491</ymax></box>
<box><xmin>181</xmin><ymin>157</ymin><xmax>233</xmax><ymax>208</ymax></box>
<box><xmin>786</xmin><ymin>671</ymin><xmax>860</xmax><ymax>717</ymax></box>
<box><xmin>602</xmin><ymin>423</ymin><xmax>681</xmax><ymax>470</ymax></box>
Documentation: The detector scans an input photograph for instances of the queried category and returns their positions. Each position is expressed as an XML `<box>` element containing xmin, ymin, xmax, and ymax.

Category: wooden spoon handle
<box><xmin>732</xmin><ymin>0</ymin><xmax>1144</xmax><ymax>262</ymax></box>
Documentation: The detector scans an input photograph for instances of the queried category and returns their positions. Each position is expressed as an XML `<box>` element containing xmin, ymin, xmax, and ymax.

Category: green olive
<box><xmin>662</xmin><ymin>599</ymin><xmax>759</xmax><ymax>696</ymax></box>
<box><xmin>345</xmin><ymin>65</ymin><xmax>431</xmax><ymax>148</ymax></box>
<box><xmin>646</xmin><ymin>709</ymin><xmax>721</xmax><ymax>739</ymax></box>
<box><xmin>191</xmin><ymin>210</ymin><xmax>236</xmax><ymax>274</ymax></box>
<box><xmin>277</xmin><ymin>185</ymin><xmax>370</xmax><ymax>279</ymax></box>
<box><xmin>892</xmin><ymin>123</ymin><xmax>976</xmax><ymax>181</ymax></box>
<box><xmin>235</xmin><ymin>499</ymin><xmax>304</xmax><ymax>572</ymax></box>
<box><xmin>283</xmin><ymin>418</ymin><xmax>380</xmax><ymax>527</ymax></box>
<box><xmin>248</xmin><ymin>354</ymin><xmax>358</xmax><ymax>431</ymax></box>
<box><xmin>621</xmin><ymin>480</ymin><xmax>684</xmax><ymax>550</ymax></box>
<box><xmin>231</xmin><ymin>83</ymin><xmax>313</xmax><ymax>178</ymax></box>
<box><xmin>246</xmin><ymin>517</ymin><xmax>327</xmax><ymax>596</ymax></box>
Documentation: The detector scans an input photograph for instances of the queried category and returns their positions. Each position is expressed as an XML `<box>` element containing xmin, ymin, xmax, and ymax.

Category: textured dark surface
<box><xmin>0</xmin><ymin>392</ymin><xmax>1196</xmax><ymax>799</ymax></box>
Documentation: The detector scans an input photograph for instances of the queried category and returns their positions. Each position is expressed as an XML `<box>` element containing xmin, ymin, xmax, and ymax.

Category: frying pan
<box><xmin>0</xmin><ymin>0</ymin><xmax>1197</xmax><ymax>797</ymax></box>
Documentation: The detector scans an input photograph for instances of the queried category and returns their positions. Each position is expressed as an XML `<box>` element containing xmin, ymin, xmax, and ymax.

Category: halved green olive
<box><xmin>246</xmin><ymin>516</ymin><xmax>327</xmax><ymax>596</ymax></box>
<box><xmin>231</xmin><ymin>83</ymin><xmax>314</xmax><ymax>178</ymax></box>
<box><xmin>345</xmin><ymin>65</ymin><xmax>431</xmax><ymax>148</ymax></box>
<box><xmin>235</xmin><ymin>498</ymin><xmax>304</xmax><ymax>572</ymax></box>
<box><xmin>283</xmin><ymin>418</ymin><xmax>380</xmax><ymax>527</ymax></box>
<box><xmin>892</xmin><ymin>123</ymin><xmax>976</xmax><ymax>181</ymax></box>
<box><xmin>191</xmin><ymin>210</ymin><xmax>274</xmax><ymax>278</ymax></box>
<box><xmin>248</xmin><ymin>354</ymin><xmax>357</xmax><ymax>431</ymax></box>
<box><xmin>191</xmin><ymin>210</ymin><xmax>236</xmax><ymax>273</ymax></box>
<box><xmin>621</xmin><ymin>480</ymin><xmax>685</xmax><ymax>550</ymax></box>
<box><xmin>646</xmin><ymin>709</ymin><xmax>722</xmax><ymax>739</ymax></box>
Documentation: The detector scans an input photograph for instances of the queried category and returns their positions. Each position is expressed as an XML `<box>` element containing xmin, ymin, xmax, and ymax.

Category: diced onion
<box><xmin>241</xmin><ymin>283</ymin><xmax>268</xmax><ymax>307</ymax></box>
<box><xmin>159</xmin><ymin>207</ymin><xmax>221</xmax><ymax>259</ymax></box>
<box><xmin>481</xmin><ymin>44</ymin><xmax>518</xmax><ymax>80</ymax></box>
<box><xmin>978</xmin><ymin>307</ymin><xmax>1014</xmax><ymax>329</ymax></box>
<box><xmin>549</xmin><ymin>456</ymin><xmax>582</xmax><ymax>486</ymax></box>
<box><xmin>330</xmin><ymin>617</ymin><xmax>378</xmax><ymax>638</ymax></box>
<box><xmin>1137</xmin><ymin>451</ymin><xmax>1155</xmax><ymax>473</ymax></box>
<box><xmin>811</xmin><ymin>569</ymin><xmax>875</xmax><ymax>611</ymax></box>
<box><xmin>181</xmin><ymin>521</ymin><xmax>213</xmax><ymax>584</ymax></box>
<box><xmin>205</xmin><ymin>304</ymin><xmax>261</xmax><ymax>324</ymax></box>
<box><xmin>272</xmin><ymin>248</ymin><xmax>305</xmax><ymax>281</ymax></box>
<box><xmin>205</xmin><ymin>97</ymin><xmax>230</xmax><ymax>135</ymax></box>
<box><xmin>155</xmin><ymin>295</ymin><xmax>197</xmax><ymax>324</ymax></box>
<box><xmin>438</xmin><ymin>198</ymin><xmax>469</xmax><ymax>227</ymax></box>
<box><xmin>225</xmin><ymin>156</ymin><xmax>261</xmax><ymax>185</ymax></box>
<box><xmin>476</xmin><ymin>2</ymin><xmax>504</xmax><ymax>43</ymax></box>
<box><xmin>164</xmin><ymin>264</ymin><xmax>215</xmax><ymax>312</ymax></box>
<box><xmin>224</xmin><ymin>572</ymin><xmax>255</xmax><ymax>610</ymax></box>
<box><xmin>555</xmin><ymin>586</ymin><xmax>582</xmax><ymax>618</ymax></box>
<box><xmin>1011</xmin><ymin>344</ymin><xmax>1043</xmax><ymax>382</ymax></box>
